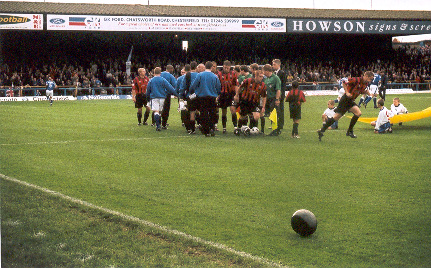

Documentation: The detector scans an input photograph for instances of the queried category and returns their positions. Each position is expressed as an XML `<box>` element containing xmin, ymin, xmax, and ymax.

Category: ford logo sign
<box><xmin>50</xmin><ymin>18</ymin><xmax>65</xmax><ymax>24</ymax></box>
<box><xmin>271</xmin><ymin>21</ymin><xmax>284</xmax><ymax>27</ymax></box>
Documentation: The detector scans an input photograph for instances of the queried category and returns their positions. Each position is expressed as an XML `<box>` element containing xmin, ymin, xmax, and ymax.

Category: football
<box><xmin>291</xmin><ymin>209</ymin><xmax>317</xmax><ymax>237</ymax></box>
<box><xmin>240</xmin><ymin>125</ymin><xmax>250</xmax><ymax>135</ymax></box>
<box><xmin>250</xmin><ymin>127</ymin><xmax>260</xmax><ymax>135</ymax></box>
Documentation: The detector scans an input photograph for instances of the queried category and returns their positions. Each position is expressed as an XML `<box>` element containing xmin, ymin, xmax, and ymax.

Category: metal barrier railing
<box><xmin>0</xmin><ymin>86</ymin><xmax>133</xmax><ymax>97</ymax></box>
<box><xmin>293</xmin><ymin>82</ymin><xmax>431</xmax><ymax>92</ymax></box>
<box><xmin>1</xmin><ymin>82</ymin><xmax>430</xmax><ymax>97</ymax></box>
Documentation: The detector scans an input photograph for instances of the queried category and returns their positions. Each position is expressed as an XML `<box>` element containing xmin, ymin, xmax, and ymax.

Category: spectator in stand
<box><xmin>91</xmin><ymin>76</ymin><xmax>102</xmax><ymax>95</ymax></box>
<box><xmin>31</xmin><ymin>77</ymin><xmax>38</xmax><ymax>87</ymax></box>
<box><xmin>81</xmin><ymin>77</ymin><xmax>90</xmax><ymax>93</ymax></box>
<box><xmin>71</xmin><ymin>73</ymin><xmax>79</xmax><ymax>88</ymax></box>
<box><xmin>37</xmin><ymin>77</ymin><xmax>45</xmax><ymax>86</ymax></box>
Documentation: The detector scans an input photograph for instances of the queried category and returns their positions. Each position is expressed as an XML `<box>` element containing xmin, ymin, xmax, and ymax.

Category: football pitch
<box><xmin>1</xmin><ymin>93</ymin><xmax>430</xmax><ymax>267</ymax></box>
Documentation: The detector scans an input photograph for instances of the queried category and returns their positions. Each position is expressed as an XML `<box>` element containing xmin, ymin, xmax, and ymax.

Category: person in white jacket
<box><xmin>391</xmin><ymin>97</ymin><xmax>408</xmax><ymax>115</ymax></box>
<box><xmin>391</xmin><ymin>97</ymin><xmax>408</xmax><ymax>126</ymax></box>
<box><xmin>322</xmin><ymin>99</ymin><xmax>338</xmax><ymax>129</ymax></box>
<box><xmin>371</xmin><ymin>99</ymin><xmax>393</xmax><ymax>134</ymax></box>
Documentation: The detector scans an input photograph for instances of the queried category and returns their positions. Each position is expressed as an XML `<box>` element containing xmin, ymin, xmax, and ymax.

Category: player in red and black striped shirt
<box><xmin>318</xmin><ymin>71</ymin><xmax>374</xmax><ymax>140</ymax></box>
<box><xmin>286</xmin><ymin>80</ymin><xmax>306</xmax><ymax>138</ymax></box>
<box><xmin>132</xmin><ymin>68</ymin><xmax>150</xmax><ymax>125</ymax></box>
<box><xmin>234</xmin><ymin>69</ymin><xmax>267</xmax><ymax>131</ymax></box>
<box><xmin>217</xmin><ymin>60</ymin><xmax>239</xmax><ymax>133</ymax></box>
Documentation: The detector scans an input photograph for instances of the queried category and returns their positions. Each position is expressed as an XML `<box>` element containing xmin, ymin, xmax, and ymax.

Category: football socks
<box><xmin>348</xmin><ymin>114</ymin><xmax>360</xmax><ymax>132</ymax></box>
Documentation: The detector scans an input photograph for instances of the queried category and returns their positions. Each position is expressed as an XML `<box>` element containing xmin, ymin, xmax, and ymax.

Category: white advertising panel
<box><xmin>47</xmin><ymin>15</ymin><xmax>286</xmax><ymax>33</ymax></box>
<box><xmin>0</xmin><ymin>13</ymin><xmax>43</xmax><ymax>30</ymax></box>
<box><xmin>287</xmin><ymin>19</ymin><xmax>431</xmax><ymax>34</ymax></box>
<box><xmin>0</xmin><ymin>96</ymin><xmax>76</xmax><ymax>102</ymax></box>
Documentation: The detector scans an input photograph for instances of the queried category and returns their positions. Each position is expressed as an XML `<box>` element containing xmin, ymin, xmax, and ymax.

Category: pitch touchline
<box><xmin>1</xmin><ymin>174</ymin><xmax>289</xmax><ymax>268</ymax></box>
<box><xmin>0</xmin><ymin>135</ymin><xmax>191</xmax><ymax>147</ymax></box>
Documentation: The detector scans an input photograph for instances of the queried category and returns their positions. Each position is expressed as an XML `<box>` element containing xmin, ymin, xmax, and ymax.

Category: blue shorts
<box><xmin>330</xmin><ymin>120</ymin><xmax>338</xmax><ymax>129</ymax></box>
<box><xmin>376</xmin><ymin>122</ymin><xmax>391</xmax><ymax>133</ymax></box>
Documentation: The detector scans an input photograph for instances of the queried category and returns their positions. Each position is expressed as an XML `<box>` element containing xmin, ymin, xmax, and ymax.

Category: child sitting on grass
<box><xmin>322</xmin><ymin>99</ymin><xmax>338</xmax><ymax>130</ymax></box>
<box><xmin>391</xmin><ymin>97</ymin><xmax>408</xmax><ymax>126</ymax></box>
<box><xmin>371</xmin><ymin>99</ymin><xmax>393</xmax><ymax>134</ymax></box>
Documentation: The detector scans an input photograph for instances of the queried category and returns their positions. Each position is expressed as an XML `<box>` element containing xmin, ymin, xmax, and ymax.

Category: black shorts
<box><xmin>135</xmin><ymin>93</ymin><xmax>147</xmax><ymax>108</ymax></box>
<box><xmin>289</xmin><ymin>104</ymin><xmax>302</xmax><ymax>120</ymax></box>
<box><xmin>334</xmin><ymin>94</ymin><xmax>356</xmax><ymax>115</ymax></box>
<box><xmin>218</xmin><ymin>92</ymin><xmax>235</xmax><ymax>109</ymax></box>
<box><xmin>239</xmin><ymin>101</ymin><xmax>260</xmax><ymax>116</ymax></box>
<box><xmin>187</xmin><ymin>97</ymin><xmax>199</xmax><ymax>112</ymax></box>
<box><xmin>265</xmin><ymin>97</ymin><xmax>276</xmax><ymax>116</ymax></box>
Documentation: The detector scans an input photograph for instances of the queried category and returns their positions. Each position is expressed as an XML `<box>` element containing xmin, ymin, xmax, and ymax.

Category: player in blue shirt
<box><xmin>45</xmin><ymin>76</ymin><xmax>57</xmax><ymax>106</ymax></box>
<box><xmin>146</xmin><ymin>67</ymin><xmax>179</xmax><ymax>131</ymax></box>
<box><xmin>189</xmin><ymin>61</ymin><xmax>221</xmax><ymax>136</ymax></box>
<box><xmin>359</xmin><ymin>70</ymin><xmax>380</xmax><ymax>108</ymax></box>
<box><xmin>179</xmin><ymin>61</ymin><xmax>200</xmax><ymax>134</ymax></box>
<box><xmin>176</xmin><ymin>67</ymin><xmax>187</xmax><ymax>127</ymax></box>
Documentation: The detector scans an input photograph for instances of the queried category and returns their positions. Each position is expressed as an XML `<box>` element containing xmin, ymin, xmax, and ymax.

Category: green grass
<box><xmin>1</xmin><ymin>94</ymin><xmax>431</xmax><ymax>267</ymax></box>
<box><xmin>1</xmin><ymin>179</ymin><xmax>267</xmax><ymax>268</ymax></box>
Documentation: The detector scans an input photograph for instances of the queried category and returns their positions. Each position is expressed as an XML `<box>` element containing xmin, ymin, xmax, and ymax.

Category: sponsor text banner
<box><xmin>0</xmin><ymin>13</ymin><xmax>43</xmax><ymax>30</ymax></box>
<box><xmin>47</xmin><ymin>15</ymin><xmax>286</xmax><ymax>32</ymax></box>
<box><xmin>287</xmin><ymin>19</ymin><xmax>431</xmax><ymax>34</ymax></box>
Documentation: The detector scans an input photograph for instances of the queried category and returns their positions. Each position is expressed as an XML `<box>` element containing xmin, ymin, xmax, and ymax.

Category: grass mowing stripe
<box><xmin>0</xmin><ymin>135</ymin><xmax>193</xmax><ymax>146</ymax></box>
<box><xmin>0</xmin><ymin>173</ymin><xmax>289</xmax><ymax>268</ymax></box>
<box><xmin>0</xmin><ymin>129</ymin><xmax>345</xmax><ymax>147</ymax></box>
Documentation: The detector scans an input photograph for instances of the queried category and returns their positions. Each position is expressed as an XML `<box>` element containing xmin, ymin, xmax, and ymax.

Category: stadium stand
<box><xmin>1</xmin><ymin>2</ymin><xmax>430</xmax><ymax>96</ymax></box>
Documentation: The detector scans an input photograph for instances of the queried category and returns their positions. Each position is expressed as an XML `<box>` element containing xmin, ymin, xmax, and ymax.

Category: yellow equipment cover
<box><xmin>353</xmin><ymin>107</ymin><xmax>431</xmax><ymax>124</ymax></box>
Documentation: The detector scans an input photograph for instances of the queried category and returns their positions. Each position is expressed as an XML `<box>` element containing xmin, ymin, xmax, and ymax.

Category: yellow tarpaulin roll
<box><xmin>353</xmin><ymin>107</ymin><xmax>431</xmax><ymax>124</ymax></box>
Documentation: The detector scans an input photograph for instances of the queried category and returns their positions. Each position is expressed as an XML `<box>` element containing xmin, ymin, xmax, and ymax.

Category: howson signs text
<box><xmin>287</xmin><ymin>19</ymin><xmax>431</xmax><ymax>34</ymax></box>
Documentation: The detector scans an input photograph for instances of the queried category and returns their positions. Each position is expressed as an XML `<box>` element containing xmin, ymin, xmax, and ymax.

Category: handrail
<box><xmin>1</xmin><ymin>82</ymin><xmax>430</xmax><ymax>97</ymax></box>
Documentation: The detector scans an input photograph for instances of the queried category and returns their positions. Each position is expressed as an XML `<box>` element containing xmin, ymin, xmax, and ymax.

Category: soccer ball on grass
<box><xmin>291</xmin><ymin>209</ymin><xmax>317</xmax><ymax>237</ymax></box>
<box><xmin>240</xmin><ymin>125</ymin><xmax>251</xmax><ymax>136</ymax></box>
<box><xmin>250</xmin><ymin>127</ymin><xmax>260</xmax><ymax>135</ymax></box>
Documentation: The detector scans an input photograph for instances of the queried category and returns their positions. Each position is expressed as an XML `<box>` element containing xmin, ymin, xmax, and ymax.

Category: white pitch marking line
<box><xmin>0</xmin><ymin>135</ymin><xmax>191</xmax><ymax>147</ymax></box>
<box><xmin>1</xmin><ymin>174</ymin><xmax>289</xmax><ymax>268</ymax></box>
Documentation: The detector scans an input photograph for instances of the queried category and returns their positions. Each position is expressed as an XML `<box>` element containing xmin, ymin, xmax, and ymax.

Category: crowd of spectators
<box><xmin>1</xmin><ymin>31</ymin><xmax>430</xmax><ymax>96</ymax></box>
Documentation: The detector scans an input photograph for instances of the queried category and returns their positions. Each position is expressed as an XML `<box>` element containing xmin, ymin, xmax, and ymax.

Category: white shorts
<box><xmin>46</xmin><ymin>90</ymin><xmax>54</xmax><ymax>98</ymax></box>
<box><xmin>150</xmin><ymin>98</ymin><xmax>165</xmax><ymax>112</ymax></box>
<box><xmin>369</xmin><ymin>85</ymin><xmax>379</xmax><ymax>95</ymax></box>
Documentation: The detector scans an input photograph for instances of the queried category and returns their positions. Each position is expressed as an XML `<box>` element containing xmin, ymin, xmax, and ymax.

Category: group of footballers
<box><xmin>132</xmin><ymin>59</ymin><xmax>291</xmax><ymax>137</ymax></box>
<box><xmin>132</xmin><ymin>60</ymin><xmax>404</xmax><ymax>140</ymax></box>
